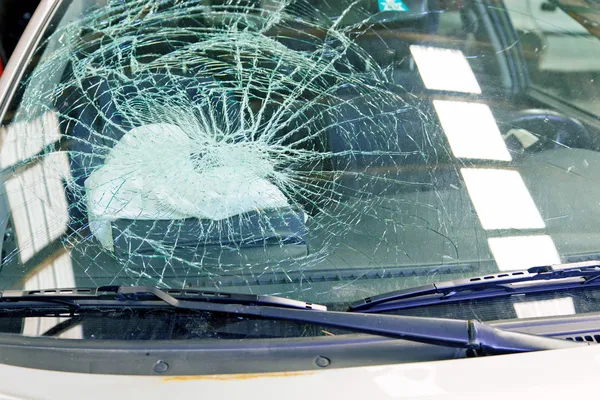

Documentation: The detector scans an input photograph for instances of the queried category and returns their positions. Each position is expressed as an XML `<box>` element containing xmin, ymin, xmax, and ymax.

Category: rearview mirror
<box><xmin>329</xmin><ymin>0</ymin><xmax>429</xmax><ymax>27</ymax></box>
<box><xmin>371</xmin><ymin>0</ymin><xmax>429</xmax><ymax>23</ymax></box>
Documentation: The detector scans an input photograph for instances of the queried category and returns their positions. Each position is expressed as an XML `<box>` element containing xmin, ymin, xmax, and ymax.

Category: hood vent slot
<box><xmin>564</xmin><ymin>334</ymin><xmax>600</xmax><ymax>343</ymax></box>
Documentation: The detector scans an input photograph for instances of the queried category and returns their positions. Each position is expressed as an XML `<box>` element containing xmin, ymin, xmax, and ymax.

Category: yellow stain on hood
<box><xmin>164</xmin><ymin>371</ymin><xmax>315</xmax><ymax>382</ymax></box>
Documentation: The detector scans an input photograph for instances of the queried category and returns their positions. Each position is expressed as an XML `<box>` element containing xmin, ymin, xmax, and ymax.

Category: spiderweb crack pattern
<box><xmin>7</xmin><ymin>0</ymin><xmax>449</xmax><ymax>294</ymax></box>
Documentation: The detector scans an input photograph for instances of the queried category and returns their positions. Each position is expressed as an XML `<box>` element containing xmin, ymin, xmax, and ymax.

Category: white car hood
<box><xmin>0</xmin><ymin>345</ymin><xmax>597</xmax><ymax>399</ymax></box>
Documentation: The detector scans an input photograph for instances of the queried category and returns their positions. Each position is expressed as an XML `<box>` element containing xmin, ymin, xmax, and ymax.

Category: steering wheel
<box><xmin>499</xmin><ymin>109</ymin><xmax>591</xmax><ymax>155</ymax></box>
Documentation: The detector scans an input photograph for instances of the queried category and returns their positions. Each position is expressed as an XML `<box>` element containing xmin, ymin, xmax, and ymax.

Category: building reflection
<box><xmin>22</xmin><ymin>249</ymin><xmax>82</xmax><ymax>338</ymax></box>
<box><xmin>0</xmin><ymin>112</ymin><xmax>81</xmax><ymax>337</ymax></box>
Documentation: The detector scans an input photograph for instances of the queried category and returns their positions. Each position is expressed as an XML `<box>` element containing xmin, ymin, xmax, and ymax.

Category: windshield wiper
<box><xmin>0</xmin><ymin>285</ymin><xmax>588</xmax><ymax>355</ymax></box>
<box><xmin>0</xmin><ymin>286</ymin><xmax>326</xmax><ymax>311</ymax></box>
<box><xmin>350</xmin><ymin>261</ymin><xmax>600</xmax><ymax>313</ymax></box>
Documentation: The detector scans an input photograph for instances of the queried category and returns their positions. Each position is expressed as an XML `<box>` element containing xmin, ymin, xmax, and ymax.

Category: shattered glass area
<box><xmin>3</xmin><ymin>0</ymin><xmax>600</xmax><ymax>342</ymax></box>
<box><xmin>0</xmin><ymin>0</ymin><xmax>497</xmax><ymax>301</ymax></box>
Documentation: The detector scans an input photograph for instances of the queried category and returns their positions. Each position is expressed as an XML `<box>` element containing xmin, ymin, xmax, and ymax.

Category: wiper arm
<box><xmin>0</xmin><ymin>285</ymin><xmax>588</xmax><ymax>355</ymax></box>
<box><xmin>258</xmin><ymin>307</ymin><xmax>588</xmax><ymax>355</ymax></box>
<box><xmin>350</xmin><ymin>261</ymin><xmax>600</xmax><ymax>313</ymax></box>
<box><xmin>0</xmin><ymin>286</ymin><xmax>326</xmax><ymax>311</ymax></box>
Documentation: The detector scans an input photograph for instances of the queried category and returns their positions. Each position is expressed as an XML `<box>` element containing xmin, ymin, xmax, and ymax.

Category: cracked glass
<box><xmin>1</xmin><ymin>0</ymin><xmax>600</xmax><ymax>322</ymax></box>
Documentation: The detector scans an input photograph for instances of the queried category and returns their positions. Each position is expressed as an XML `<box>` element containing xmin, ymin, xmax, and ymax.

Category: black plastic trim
<box><xmin>0</xmin><ymin>312</ymin><xmax>598</xmax><ymax>375</ymax></box>
<box><xmin>0</xmin><ymin>333</ymin><xmax>464</xmax><ymax>375</ymax></box>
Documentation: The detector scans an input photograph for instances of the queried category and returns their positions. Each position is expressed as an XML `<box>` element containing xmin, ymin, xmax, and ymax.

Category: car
<box><xmin>0</xmin><ymin>0</ymin><xmax>599</xmax><ymax>398</ymax></box>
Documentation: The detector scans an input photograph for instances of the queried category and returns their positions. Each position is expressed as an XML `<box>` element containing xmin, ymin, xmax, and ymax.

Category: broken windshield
<box><xmin>1</xmin><ymin>0</ymin><xmax>600</xmax><ymax>314</ymax></box>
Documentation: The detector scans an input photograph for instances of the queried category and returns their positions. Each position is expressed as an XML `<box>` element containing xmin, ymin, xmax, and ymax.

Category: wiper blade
<box><xmin>350</xmin><ymin>261</ymin><xmax>600</xmax><ymax>313</ymax></box>
<box><xmin>0</xmin><ymin>285</ymin><xmax>588</xmax><ymax>355</ymax></box>
<box><xmin>0</xmin><ymin>286</ymin><xmax>326</xmax><ymax>311</ymax></box>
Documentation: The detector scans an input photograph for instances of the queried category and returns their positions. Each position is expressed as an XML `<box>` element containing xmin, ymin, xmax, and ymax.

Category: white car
<box><xmin>0</xmin><ymin>0</ymin><xmax>599</xmax><ymax>398</ymax></box>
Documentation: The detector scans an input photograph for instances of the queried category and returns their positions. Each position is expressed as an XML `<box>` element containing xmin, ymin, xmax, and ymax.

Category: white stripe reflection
<box><xmin>410</xmin><ymin>45</ymin><xmax>482</xmax><ymax>94</ymax></box>
<box><xmin>513</xmin><ymin>297</ymin><xmax>575</xmax><ymax>319</ymax></box>
<box><xmin>461</xmin><ymin>168</ymin><xmax>545</xmax><ymax>230</ymax></box>
<box><xmin>434</xmin><ymin>100</ymin><xmax>511</xmax><ymax>161</ymax></box>
<box><xmin>5</xmin><ymin>152</ymin><xmax>71</xmax><ymax>263</ymax></box>
<box><xmin>0</xmin><ymin>112</ymin><xmax>61</xmax><ymax>168</ymax></box>
<box><xmin>488</xmin><ymin>235</ymin><xmax>561</xmax><ymax>271</ymax></box>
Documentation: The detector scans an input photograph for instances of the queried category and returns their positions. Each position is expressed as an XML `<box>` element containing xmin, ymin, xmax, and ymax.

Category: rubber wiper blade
<box><xmin>0</xmin><ymin>286</ymin><xmax>326</xmax><ymax>311</ymax></box>
<box><xmin>349</xmin><ymin>261</ymin><xmax>600</xmax><ymax>313</ymax></box>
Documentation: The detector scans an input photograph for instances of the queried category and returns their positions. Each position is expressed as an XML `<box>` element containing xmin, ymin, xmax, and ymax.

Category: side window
<box><xmin>505</xmin><ymin>0</ymin><xmax>600</xmax><ymax>115</ymax></box>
